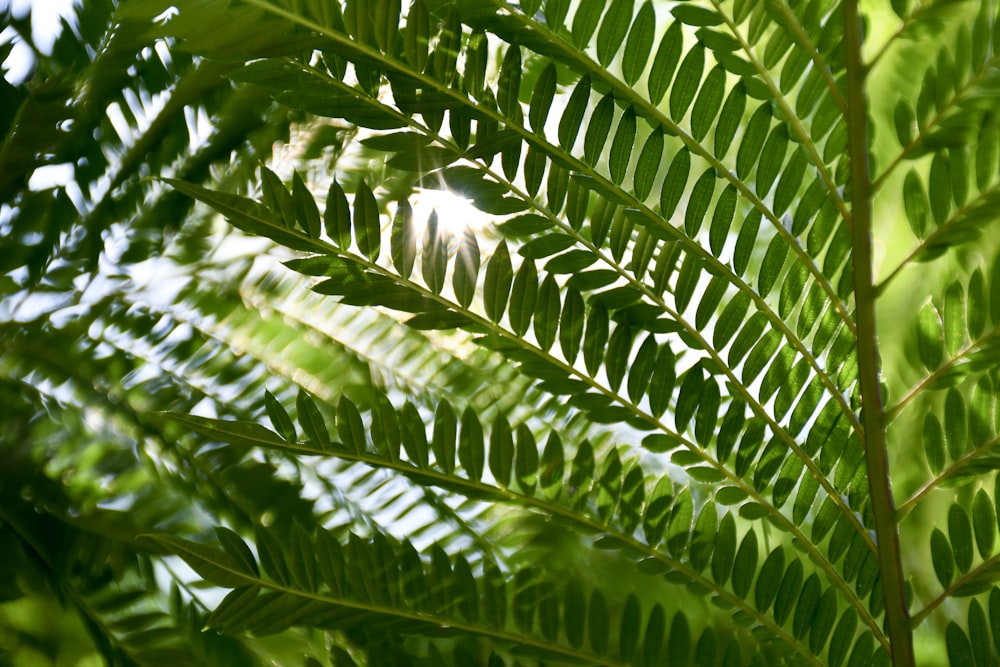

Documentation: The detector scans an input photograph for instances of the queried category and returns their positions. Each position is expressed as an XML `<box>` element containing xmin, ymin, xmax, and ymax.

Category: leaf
<box><xmin>715</xmin><ymin>83</ymin><xmax>747</xmax><ymax>157</ymax></box>
<box><xmin>572</xmin><ymin>0</ymin><xmax>605</xmax><ymax>48</ymax></box>
<box><xmin>292</xmin><ymin>171</ymin><xmax>321</xmax><ymax>239</ymax></box>
<box><xmin>459</xmin><ymin>407</ymin><xmax>485</xmax><ymax>481</ymax></box>
<box><xmin>661</xmin><ymin>149</ymin><xmax>691</xmax><ymax>219</ymax></box>
<box><xmin>929</xmin><ymin>151</ymin><xmax>951</xmax><ymax>225</ymax></box>
<box><xmin>453</xmin><ymin>226</ymin><xmax>480</xmax><ymax>308</ymax></box>
<box><xmin>736</xmin><ymin>104</ymin><xmax>771</xmax><ymax>179</ymax></box>
<box><xmin>622</xmin><ymin>2</ymin><xmax>655</xmax><ymax>85</ymax></box>
<box><xmin>265</xmin><ymin>390</ymin><xmax>296</xmax><ymax>442</ymax></box>
<box><xmin>947</xmin><ymin>622</ymin><xmax>974</xmax><ymax>667</ymax></box>
<box><xmin>354</xmin><ymin>180</ymin><xmax>381</xmax><ymax>260</ymax></box>
<box><xmin>296</xmin><ymin>390</ymin><xmax>330</xmax><ymax>450</ymax></box>
<box><xmin>685</xmin><ymin>168</ymin><xmax>716</xmax><ymax>237</ymax></box>
<box><xmin>917</xmin><ymin>301</ymin><xmax>944</xmax><ymax>370</ymax></box>
<box><xmin>528</xmin><ymin>62</ymin><xmax>557</xmax><ymax>133</ymax></box>
<box><xmin>400</xmin><ymin>401</ymin><xmax>429</xmax><ymax>467</ymax></box>
<box><xmin>585</xmin><ymin>94</ymin><xmax>615</xmax><ymax>166</ymax></box>
<box><xmin>583</xmin><ymin>301</ymin><xmax>610</xmax><ymax>376</ymax></box>
<box><xmin>214</xmin><ymin>527</ymin><xmax>259</xmax><ymax>578</ymax></box>
<box><xmin>973</xmin><ymin>489</ymin><xmax>996</xmax><ymax>559</ymax></box>
<box><xmin>670</xmin><ymin>45</ymin><xmax>705</xmax><ymax>121</ymax></box>
<box><xmin>756</xmin><ymin>125</ymin><xmax>789</xmax><ymax>196</ymax></box>
<box><xmin>489</xmin><ymin>415</ymin><xmax>514</xmax><ymax>487</ymax></box>
<box><xmin>731</xmin><ymin>529</ymin><xmax>758</xmax><ymax>599</ymax></box>
<box><xmin>432</xmin><ymin>401</ymin><xmax>457</xmax><ymax>474</ymax></box>
<box><xmin>508</xmin><ymin>258</ymin><xmax>538</xmax><ymax>336</ymax></box>
<box><xmin>609</xmin><ymin>106</ymin><xmax>637</xmax><ymax>185</ymax></box>
<box><xmin>596</xmin><ymin>0</ymin><xmax>633</xmax><ymax>67</ymax></box>
<box><xmin>589</xmin><ymin>589</ymin><xmax>609</xmax><ymax>655</ymax></box>
<box><xmin>691</xmin><ymin>66</ymin><xmax>726</xmax><ymax>142</ymax></box>
<box><xmin>484</xmin><ymin>242</ymin><xmax>514</xmax><ymax>322</ymax></box>
<box><xmin>559</xmin><ymin>75</ymin><xmax>591</xmax><ymax>150</ymax></box>
<box><xmin>923</xmin><ymin>414</ymin><xmax>945</xmax><ymax>474</ymax></box>
<box><xmin>672</xmin><ymin>5</ymin><xmax>723</xmax><ymax>26</ymax></box>
<box><xmin>931</xmin><ymin>528</ymin><xmax>954</xmax><ymax>587</ymax></box>
<box><xmin>634</xmin><ymin>126</ymin><xmax>664</xmax><ymax>201</ymax></box>
<box><xmin>648</xmin><ymin>22</ymin><xmax>682</xmax><ymax>105</ymax></box>
<box><xmin>422</xmin><ymin>211</ymin><xmax>449</xmax><ymax>294</ymax></box>
<box><xmin>139</xmin><ymin>535</ymin><xmax>253</xmax><ymax>588</ymax></box>
<box><xmin>755</xmin><ymin>547</ymin><xmax>784</xmax><ymax>612</ymax></box>
<box><xmin>950</xmin><ymin>504</ymin><xmax>974</xmax><ymax>573</ymax></box>
<box><xmin>337</xmin><ymin>396</ymin><xmax>367</xmax><ymax>454</ymax></box>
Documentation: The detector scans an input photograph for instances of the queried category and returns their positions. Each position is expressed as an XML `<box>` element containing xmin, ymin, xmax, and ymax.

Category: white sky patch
<box><xmin>1</xmin><ymin>0</ymin><xmax>78</xmax><ymax>82</ymax></box>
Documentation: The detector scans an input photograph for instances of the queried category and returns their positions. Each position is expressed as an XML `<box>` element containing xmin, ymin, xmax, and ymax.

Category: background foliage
<box><xmin>1</xmin><ymin>0</ymin><xmax>999</xmax><ymax>665</ymax></box>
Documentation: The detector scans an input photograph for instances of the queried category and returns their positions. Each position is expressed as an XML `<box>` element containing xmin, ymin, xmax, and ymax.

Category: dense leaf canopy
<box><xmin>2</xmin><ymin>1</ymin><xmax>999</xmax><ymax>666</ymax></box>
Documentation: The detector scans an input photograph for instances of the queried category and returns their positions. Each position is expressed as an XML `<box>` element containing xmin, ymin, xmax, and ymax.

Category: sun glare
<box><xmin>407</xmin><ymin>187</ymin><xmax>484</xmax><ymax>239</ymax></box>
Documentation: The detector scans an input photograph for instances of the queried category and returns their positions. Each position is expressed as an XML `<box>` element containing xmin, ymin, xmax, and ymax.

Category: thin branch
<box><xmin>844</xmin><ymin>0</ymin><xmax>915</xmax><ymax>664</ymax></box>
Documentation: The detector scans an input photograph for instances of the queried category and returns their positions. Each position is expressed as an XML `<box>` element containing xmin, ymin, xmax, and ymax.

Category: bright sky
<box><xmin>1</xmin><ymin>0</ymin><xmax>77</xmax><ymax>82</ymax></box>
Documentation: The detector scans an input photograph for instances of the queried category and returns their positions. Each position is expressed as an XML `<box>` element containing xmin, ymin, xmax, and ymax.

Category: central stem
<box><xmin>843</xmin><ymin>2</ymin><xmax>915</xmax><ymax>665</ymax></box>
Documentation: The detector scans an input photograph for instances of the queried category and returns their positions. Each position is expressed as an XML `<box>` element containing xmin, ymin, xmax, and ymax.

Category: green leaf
<box><xmin>736</xmin><ymin>103</ymin><xmax>771</xmax><ymax>179</ymax></box>
<box><xmin>497</xmin><ymin>44</ymin><xmax>522</xmax><ymax>118</ymax></box>
<box><xmin>733</xmin><ymin>209</ymin><xmax>761</xmax><ymax>276</ymax></box>
<box><xmin>917</xmin><ymin>301</ymin><xmax>944</xmax><ymax>370</ymax></box>
<box><xmin>508</xmin><ymin>258</ymin><xmax>538</xmax><ymax>336</ymax></box>
<box><xmin>354</xmin><ymin>180</ymin><xmax>381</xmax><ymax>260</ymax></box>
<box><xmin>947</xmin><ymin>622</ymin><xmax>974</xmax><ymax>667</ymax></box>
<box><xmin>973</xmin><ymin>489</ymin><xmax>996</xmax><ymax>559</ymax></box>
<box><xmin>585</xmin><ymin>94</ymin><xmax>615</xmax><ymax>166</ymax></box>
<box><xmin>453</xmin><ymin>226</ymin><xmax>480</xmax><ymax>308</ymax></box>
<box><xmin>903</xmin><ymin>170</ymin><xmax>930</xmax><ymax>239</ymax></box>
<box><xmin>400</xmin><ymin>401</ymin><xmax>429</xmax><ymax>467</ymax></box>
<box><xmin>337</xmin><ymin>396</ymin><xmax>366</xmax><ymax>454</ymax></box>
<box><xmin>589</xmin><ymin>589</ymin><xmax>609</xmax><ymax>655</ymax></box>
<box><xmin>660</xmin><ymin>149</ymin><xmax>691</xmax><ymax>219</ymax></box>
<box><xmin>715</xmin><ymin>83</ymin><xmax>747</xmax><ymax>157</ymax></box>
<box><xmin>572</xmin><ymin>0</ymin><xmax>606</xmax><ymax>48</ymax></box>
<box><xmin>292</xmin><ymin>171</ymin><xmax>321</xmax><ymax>238</ymax></box>
<box><xmin>950</xmin><ymin>504</ymin><xmax>974</xmax><ymax>573</ymax></box>
<box><xmin>484</xmin><ymin>242</ymin><xmax>514</xmax><ymax>323</ymax></box>
<box><xmin>596</xmin><ymin>0</ymin><xmax>633</xmax><ymax>67</ymax></box>
<box><xmin>432</xmin><ymin>401</ymin><xmax>457</xmax><ymax>474</ymax></box>
<box><xmin>672</xmin><ymin>5</ymin><xmax>723</xmax><ymax>26</ymax></box>
<box><xmin>560</xmin><ymin>285</ymin><xmax>585</xmax><ymax>363</ymax></box>
<box><xmin>756</xmin><ymin>125</ymin><xmax>789</xmax><ymax>196</ymax></box>
<box><xmin>931</xmin><ymin>528</ymin><xmax>954</xmax><ymax>587</ymax></box>
<box><xmin>755</xmin><ymin>547</ymin><xmax>784</xmax><ymax>612</ymax></box>
<box><xmin>583</xmin><ymin>301</ymin><xmax>610</xmax><ymax>376</ymax></box>
<box><xmin>529</xmin><ymin>62</ymin><xmax>558</xmax><ymax>133</ymax></box>
<box><xmin>489</xmin><ymin>415</ymin><xmax>514</xmax><ymax>487</ymax></box>
<box><xmin>731</xmin><ymin>529</ymin><xmax>758</xmax><ymax>599</ymax></box>
<box><xmin>929</xmin><ymin>151</ymin><xmax>951</xmax><ymax>225</ymax></box>
<box><xmin>459</xmin><ymin>407</ymin><xmax>485</xmax><ymax>481</ymax></box>
<box><xmin>609</xmin><ymin>106</ymin><xmax>637</xmax><ymax>185</ymax></box>
<box><xmin>691</xmin><ymin>66</ymin><xmax>726</xmax><ymax>142</ymax></box>
<box><xmin>422</xmin><ymin>210</ymin><xmax>449</xmax><ymax>294</ymax></box>
<box><xmin>214</xmin><ymin>527</ymin><xmax>259</xmax><ymax>578</ymax></box>
<box><xmin>710</xmin><ymin>185</ymin><xmax>738</xmax><ymax>256</ymax></box>
<box><xmin>139</xmin><ymin>534</ymin><xmax>253</xmax><ymax>588</ymax></box>
<box><xmin>685</xmin><ymin>168</ymin><xmax>716</xmax><ymax>237</ymax></box>
<box><xmin>622</xmin><ymin>2</ymin><xmax>655</xmax><ymax>85</ymax></box>
<box><xmin>265</xmin><ymin>389</ymin><xmax>296</xmax><ymax>442</ymax></box>
<box><xmin>648</xmin><ymin>22</ymin><xmax>682</xmax><ymax>105</ymax></box>
<box><xmin>533</xmin><ymin>274</ymin><xmax>561</xmax><ymax>352</ymax></box>
<box><xmin>619</xmin><ymin>593</ymin><xmax>641</xmax><ymax>661</ymax></box>
<box><xmin>559</xmin><ymin>75</ymin><xmax>591</xmax><ymax>150</ymax></box>
<box><xmin>923</xmin><ymin>414</ymin><xmax>945</xmax><ymax>474</ymax></box>
<box><xmin>670</xmin><ymin>45</ymin><xmax>705</xmax><ymax>121</ymax></box>
<box><xmin>296</xmin><ymin>390</ymin><xmax>330</xmax><ymax>450</ymax></box>
<box><xmin>634</xmin><ymin>126</ymin><xmax>664</xmax><ymax>201</ymax></box>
